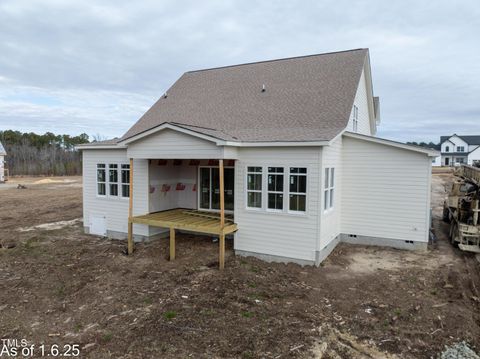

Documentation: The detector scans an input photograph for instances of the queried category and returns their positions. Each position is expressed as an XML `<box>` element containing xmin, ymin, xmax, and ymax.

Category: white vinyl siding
<box><xmin>468</xmin><ymin>146</ymin><xmax>480</xmax><ymax>166</ymax></box>
<box><xmin>319</xmin><ymin>136</ymin><xmax>342</xmax><ymax>249</ymax></box>
<box><xmin>235</xmin><ymin>147</ymin><xmax>321</xmax><ymax>262</ymax></box>
<box><xmin>127</xmin><ymin>129</ymin><xmax>224</xmax><ymax>159</ymax></box>
<box><xmin>83</xmin><ymin>149</ymin><xmax>150</xmax><ymax>237</ymax></box>
<box><xmin>341</xmin><ymin>136</ymin><xmax>431</xmax><ymax>243</ymax></box>
<box><xmin>348</xmin><ymin>69</ymin><xmax>373</xmax><ymax>136</ymax></box>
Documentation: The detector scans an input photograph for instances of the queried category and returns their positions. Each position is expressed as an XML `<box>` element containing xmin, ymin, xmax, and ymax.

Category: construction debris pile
<box><xmin>443</xmin><ymin>165</ymin><xmax>480</xmax><ymax>253</ymax></box>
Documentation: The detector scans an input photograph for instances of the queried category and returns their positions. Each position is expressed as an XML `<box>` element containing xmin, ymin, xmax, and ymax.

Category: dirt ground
<box><xmin>0</xmin><ymin>174</ymin><xmax>479</xmax><ymax>358</ymax></box>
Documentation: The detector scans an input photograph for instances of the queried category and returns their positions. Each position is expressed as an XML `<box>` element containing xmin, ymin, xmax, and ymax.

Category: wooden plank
<box><xmin>170</xmin><ymin>227</ymin><xmax>175</xmax><ymax>260</ymax></box>
<box><xmin>127</xmin><ymin>158</ymin><xmax>134</xmax><ymax>255</ymax></box>
<box><xmin>219</xmin><ymin>159</ymin><xmax>225</xmax><ymax>229</ymax></box>
<box><xmin>219</xmin><ymin>233</ymin><xmax>225</xmax><ymax>270</ymax></box>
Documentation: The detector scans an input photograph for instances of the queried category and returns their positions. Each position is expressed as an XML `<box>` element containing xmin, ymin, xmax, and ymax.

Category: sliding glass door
<box><xmin>199</xmin><ymin>167</ymin><xmax>234</xmax><ymax>211</ymax></box>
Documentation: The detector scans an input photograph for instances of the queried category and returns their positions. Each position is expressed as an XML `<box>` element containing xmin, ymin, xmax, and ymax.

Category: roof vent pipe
<box><xmin>262</xmin><ymin>84</ymin><xmax>266</xmax><ymax>92</ymax></box>
<box><xmin>164</xmin><ymin>92</ymin><xmax>168</xmax><ymax>98</ymax></box>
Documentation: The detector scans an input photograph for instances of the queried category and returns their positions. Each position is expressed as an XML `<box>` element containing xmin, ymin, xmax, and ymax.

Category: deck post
<box><xmin>219</xmin><ymin>234</ymin><xmax>225</xmax><ymax>270</ymax></box>
<box><xmin>127</xmin><ymin>158</ymin><xmax>134</xmax><ymax>255</ymax></box>
<box><xmin>170</xmin><ymin>227</ymin><xmax>175</xmax><ymax>260</ymax></box>
<box><xmin>219</xmin><ymin>159</ymin><xmax>225</xmax><ymax>269</ymax></box>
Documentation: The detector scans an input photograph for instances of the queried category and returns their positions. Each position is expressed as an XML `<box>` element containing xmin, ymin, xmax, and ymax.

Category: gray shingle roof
<box><xmin>441</xmin><ymin>135</ymin><xmax>480</xmax><ymax>145</ymax></box>
<box><xmin>0</xmin><ymin>142</ymin><xmax>6</xmax><ymax>156</ymax></box>
<box><xmin>122</xmin><ymin>49</ymin><xmax>369</xmax><ymax>143</ymax></box>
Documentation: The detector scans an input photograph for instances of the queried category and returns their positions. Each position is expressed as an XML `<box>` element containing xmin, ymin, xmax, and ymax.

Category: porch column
<box><xmin>219</xmin><ymin>159</ymin><xmax>225</xmax><ymax>270</ymax></box>
<box><xmin>127</xmin><ymin>158</ymin><xmax>134</xmax><ymax>255</ymax></box>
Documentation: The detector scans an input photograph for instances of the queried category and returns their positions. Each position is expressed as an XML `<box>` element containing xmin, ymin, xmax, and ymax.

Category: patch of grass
<box><xmin>248</xmin><ymin>266</ymin><xmax>259</xmax><ymax>273</ymax></box>
<box><xmin>55</xmin><ymin>284</ymin><xmax>66</xmax><ymax>298</ymax></box>
<box><xmin>143</xmin><ymin>297</ymin><xmax>153</xmax><ymax>305</ymax></box>
<box><xmin>163</xmin><ymin>311</ymin><xmax>177</xmax><ymax>320</ymax></box>
<box><xmin>101</xmin><ymin>333</ymin><xmax>113</xmax><ymax>343</ymax></box>
<box><xmin>242</xmin><ymin>351</ymin><xmax>254</xmax><ymax>359</ymax></box>
<box><xmin>241</xmin><ymin>311</ymin><xmax>254</xmax><ymax>318</ymax></box>
<box><xmin>247</xmin><ymin>282</ymin><xmax>257</xmax><ymax>288</ymax></box>
<box><xmin>74</xmin><ymin>323</ymin><xmax>82</xmax><ymax>332</ymax></box>
<box><xmin>200</xmin><ymin>309</ymin><xmax>215</xmax><ymax>316</ymax></box>
<box><xmin>430</xmin><ymin>289</ymin><xmax>438</xmax><ymax>296</ymax></box>
<box><xmin>240</xmin><ymin>260</ymin><xmax>248</xmax><ymax>265</ymax></box>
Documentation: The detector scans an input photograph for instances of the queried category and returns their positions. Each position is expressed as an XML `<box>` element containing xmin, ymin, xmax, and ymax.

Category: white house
<box><xmin>78</xmin><ymin>49</ymin><xmax>438</xmax><ymax>267</ymax></box>
<box><xmin>440</xmin><ymin>135</ymin><xmax>480</xmax><ymax>167</ymax></box>
<box><xmin>0</xmin><ymin>142</ymin><xmax>6</xmax><ymax>183</ymax></box>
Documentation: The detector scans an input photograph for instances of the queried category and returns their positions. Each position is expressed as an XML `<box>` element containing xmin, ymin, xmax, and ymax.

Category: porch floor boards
<box><xmin>130</xmin><ymin>208</ymin><xmax>237</xmax><ymax>235</ymax></box>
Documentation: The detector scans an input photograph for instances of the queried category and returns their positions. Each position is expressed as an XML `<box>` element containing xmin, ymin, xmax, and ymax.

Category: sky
<box><xmin>0</xmin><ymin>0</ymin><xmax>479</xmax><ymax>143</ymax></box>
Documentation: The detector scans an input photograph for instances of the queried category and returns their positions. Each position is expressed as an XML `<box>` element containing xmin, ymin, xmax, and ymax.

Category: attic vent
<box><xmin>261</xmin><ymin>84</ymin><xmax>266</xmax><ymax>92</ymax></box>
<box><xmin>163</xmin><ymin>92</ymin><xmax>168</xmax><ymax>98</ymax></box>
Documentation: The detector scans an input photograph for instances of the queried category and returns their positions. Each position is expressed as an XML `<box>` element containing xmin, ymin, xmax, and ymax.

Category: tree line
<box><xmin>406</xmin><ymin>141</ymin><xmax>441</xmax><ymax>150</ymax></box>
<box><xmin>0</xmin><ymin>130</ymin><xmax>90</xmax><ymax>176</ymax></box>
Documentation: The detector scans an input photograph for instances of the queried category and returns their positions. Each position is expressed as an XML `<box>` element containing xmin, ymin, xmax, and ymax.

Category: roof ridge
<box><xmin>186</xmin><ymin>48</ymin><xmax>368</xmax><ymax>74</ymax></box>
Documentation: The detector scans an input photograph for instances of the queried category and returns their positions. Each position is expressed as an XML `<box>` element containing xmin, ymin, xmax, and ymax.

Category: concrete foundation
<box><xmin>315</xmin><ymin>234</ymin><xmax>341</xmax><ymax>266</ymax></box>
<box><xmin>340</xmin><ymin>233</ymin><xmax>428</xmax><ymax>251</ymax></box>
<box><xmin>235</xmin><ymin>250</ymin><xmax>316</xmax><ymax>266</ymax></box>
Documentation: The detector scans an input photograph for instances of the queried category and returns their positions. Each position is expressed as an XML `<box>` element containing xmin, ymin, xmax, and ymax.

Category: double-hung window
<box><xmin>457</xmin><ymin>146</ymin><xmax>465</xmax><ymax>152</ymax></box>
<box><xmin>324</xmin><ymin>168</ymin><xmax>335</xmax><ymax>211</ymax></box>
<box><xmin>246</xmin><ymin>167</ymin><xmax>262</xmax><ymax>208</ymax></box>
<box><xmin>267</xmin><ymin>167</ymin><xmax>284</xmax><ymax>210</ymax></box>
<box><xmin>97</xmin><ymin>164</ymin><xmax>106</xmax><ymax>196</ymax></box>
<box><xmin>352</xmin><ymin>105</ymin><xmax>359</xmax><ymax>132</ymax></box>
<box><xmin>108</xmin><ymin>164</ymin><xmax>119</xmax><ymax>196</ymax></box>
<box><xmin>289</xmin><ymin>167</ymin><xmax>307</xmax><ymax>212</ymax></box>
<box><xmin>121</xmin><ymin>164</ymin><xmax>130</xmax><ymax>198</ymax></box>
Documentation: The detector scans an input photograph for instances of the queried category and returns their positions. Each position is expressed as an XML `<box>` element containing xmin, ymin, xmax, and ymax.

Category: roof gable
<box><xmin>441</xmin><ymin>135</ymin><xmax>480</xmax><ymax>145</ymax></box>
<box><xmin>0</xmin><ymin>142</ymin><xmax>6</xmax><ymax>156</ymax></box>
<box><xmin>122</xmin><ymin>49</ymin><xmax>369</xmax><ymax>143</ymax></box>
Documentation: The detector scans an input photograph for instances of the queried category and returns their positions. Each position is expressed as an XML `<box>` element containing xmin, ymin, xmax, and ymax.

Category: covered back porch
<box><xmin>127</xmin><ymin>158</ymin><xmax>237</xmax><ymax>269</ymax></box>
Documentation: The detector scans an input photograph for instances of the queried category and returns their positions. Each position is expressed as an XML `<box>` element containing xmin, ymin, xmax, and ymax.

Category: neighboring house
<box><xmin>440</xmin><ymin>134</ymin><xmax>480</xmax><ymax>167</ymax></box>
<box><xmin>78</xmin><ymin>49</ymin><xmax>438</xmax><ymax>266</ymax></box>
<box><xmin>0</xmin><ymin>142</ymin><xmax>6</xmax><ymax>183</ymax></box>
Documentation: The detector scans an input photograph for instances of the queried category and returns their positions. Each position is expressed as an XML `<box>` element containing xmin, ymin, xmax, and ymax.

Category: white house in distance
<box><xmin>78</xmin><ymin>49</ymin><xmax>438</xmax><ymax>267</ymax></box>
<box><xmin>0</xmin><ymin>142</ymin><xmax>6</xmax><ymax>183</ymax></box>
<box><xmin>440</xmin><ymin>134</ymin><xmax>480</xmax><ymax>167</ymax></box>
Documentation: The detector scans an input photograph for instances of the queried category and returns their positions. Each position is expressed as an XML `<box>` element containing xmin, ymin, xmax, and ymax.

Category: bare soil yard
<box><xmin>0</xmin><ymin>174</ymin><xmax>479</xmax><ymax>358</ymax></box>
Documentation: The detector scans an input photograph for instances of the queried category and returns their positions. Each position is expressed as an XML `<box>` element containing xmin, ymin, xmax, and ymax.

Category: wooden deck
<box><xmin>131</xmin><ymin>208</ymin><xmax>238</xmax><ymax>235</ymax></box>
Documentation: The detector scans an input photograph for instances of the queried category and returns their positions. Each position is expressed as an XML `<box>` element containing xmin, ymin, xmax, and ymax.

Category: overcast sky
<box><xmin>0</xmin><ymin>0</ymin><xmax>479</xmax><ymax>143</ymax></box>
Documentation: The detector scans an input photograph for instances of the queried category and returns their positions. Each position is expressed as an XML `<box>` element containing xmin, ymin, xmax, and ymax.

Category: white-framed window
<box><xmin>246</xmin><ymin>166</ymin><xmax>262</xmax><ymax>209</ymax></box>
<box><xmin>445</xmin><ymin>146</ymin><xmax>450</xmax><ymax>152</ymax></box>
<box><xmin>96</xmin><ymin>163</ymin><xmax>130</xmax><ymax>198</ymax></box>
<box><xmin>457</xmin><ymin>146</ymin><xmax>465</xmax><ymax>152</ymax></box>
<box><xmin>352</xmin><ymin>105</ymin><xmax>359</xmax><ymax>132</ymax></box>
<box><xmin>121</xmin><ymin>164</ymin><xmax>130</xmax><ymax>198</ymax></box>
<box><xmin>97</xmin><ymin>164</ymin><xmax>106</xmax><ymax>196</ymax></box>
<box><xmin>289</xmin><ymin>167</ymin><xmax>307</xmax><ymax>212</ymax></box>
<box><xmin>456</xmin><ymin>157</ymin><xmax>465</xmax><ymax>164</ymax></box>
<box><xmin>109</xmin><ymin>164</ymin><xmax>119</xmax><ymax>196</ymax></box>
<box><xmin>267</xmin><ymin>167</ymin><xmax>284</xmax><ymax>211</ymax></box>
<box><xmin>324</xmin><ymin>168</ymin><xmax>335</xmax><ymax>211</ymax></box>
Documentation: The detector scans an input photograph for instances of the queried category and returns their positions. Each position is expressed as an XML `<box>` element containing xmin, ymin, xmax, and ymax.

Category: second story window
<box><xmin>445</xmin><ymin>146</ymin><xmax>450</xmax><ymax>152</ymax></box>
<box><xmin>457</xmin><ymin>146</ymin><xmax>465</xmax><ymax>152</ymax></box>
<box><xmin>352</xmin><ymin>105</ymin><xmax>359</xmax><ymax>132</ymax></box>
